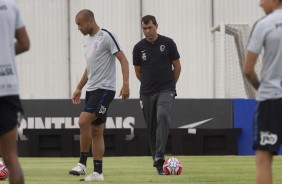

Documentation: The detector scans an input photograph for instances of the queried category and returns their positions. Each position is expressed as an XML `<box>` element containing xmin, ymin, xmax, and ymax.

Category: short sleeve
<box><xmin>168</xmin><ymin>39</ymin><xmax>180</xmax><ymax>60</ymax></box>
<box><xmin>104</xmin><ymin>31</ymin><xmax>121</xmax><ymax>55</ymax></box>
<box><xmin>14</xmin><ymin>4</ymin><xmax>24</xmax><ymax>29</ymax></box>
<box><xmin>133</xmin><ymin>44</ymin><xmax>141</xmax><ymax>66</ymax></box>
<box><xmin>247</xmin><ymin>21</ymin><xmax>266</xmax><ymax>54</ymax></box>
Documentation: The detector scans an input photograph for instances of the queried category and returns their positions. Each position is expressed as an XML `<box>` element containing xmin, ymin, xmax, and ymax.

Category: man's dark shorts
<box><xmin>0</xmin><ymin>95</ymin><xmax>23</xmax><ymax>136</ymax></box>
<box><xmin>253</xmin><ymin>98</ymin><xmax>282</xmax><ymax>154</ymax></box>
<box><xmin>84</xmin><ymin>89</ymin><xmax>115</xmax><ymax>125</ymax></box>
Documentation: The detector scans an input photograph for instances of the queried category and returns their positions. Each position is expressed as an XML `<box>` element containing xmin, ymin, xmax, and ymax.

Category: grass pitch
<box><xmin>1</xmin><ymin>156</ymin><xmax>282</xmax><ymax>184</ymax></box>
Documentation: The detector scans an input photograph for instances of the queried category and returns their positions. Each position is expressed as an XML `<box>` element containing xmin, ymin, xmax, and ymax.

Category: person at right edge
<box><xmin>132</xmin><ymin>15</ymin><xmax>181</xmax><ymax>175</ymax></box>
<box><xmin>244</xmin><ymin>0</ymin><xmax>282</xmax><ymax>184</ymax></box>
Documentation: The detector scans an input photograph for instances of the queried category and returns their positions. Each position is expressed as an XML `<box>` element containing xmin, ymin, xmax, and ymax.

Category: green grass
<box><xmin>1</xmin><ymin>156</ymin><xmax>282</xmax><ymax>184</ymax></box>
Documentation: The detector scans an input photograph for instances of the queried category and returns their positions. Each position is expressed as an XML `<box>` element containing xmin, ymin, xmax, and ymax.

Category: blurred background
<box><xmin>15</xmin><ymin>0</ymin><xmax>264</xmax><ymax>99</ymax></box>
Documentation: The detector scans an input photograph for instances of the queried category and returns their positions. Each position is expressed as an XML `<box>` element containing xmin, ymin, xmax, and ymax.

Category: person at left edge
<box><xmin>0</xmin><ymin>0</ymin><xmax>30</xmax><ymax>183</ymax></box>
<box><xmin>69</xmin><ymin>9</ymin><xmax>130</xmax><ymax>182</ymax></box>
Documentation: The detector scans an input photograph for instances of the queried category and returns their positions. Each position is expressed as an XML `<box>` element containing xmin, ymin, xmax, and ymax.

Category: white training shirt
<box><xmin>0</xmin><ymin>0</ymin><xmax>24</xmax><ymax>97</ymax></box>
<box><xmin>83</xmin><ymin>28</ymin><xmax>121</xmax><ymax>91</ymax></box>
<box><xmin>247</xmin><ymin>9</ymin><xmax>282</xmax><ymax>101</ymax></box>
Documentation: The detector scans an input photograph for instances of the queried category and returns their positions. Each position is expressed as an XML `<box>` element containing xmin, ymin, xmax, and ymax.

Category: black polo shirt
<box><xmin>133</xmin><ymin>35</ymin><xmax>180</xmax><ymax>95</ymax></box>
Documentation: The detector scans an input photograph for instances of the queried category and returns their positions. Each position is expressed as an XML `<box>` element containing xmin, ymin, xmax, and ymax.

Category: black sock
<box><xmin>94</xmin><ymin>160</ymin><xmax>102</xmax><ymax>174</ymax></box>
<box><xmin>79</xmin><ymin>152</ymin><xmax>88</xmax><ymax>166</ymax></box>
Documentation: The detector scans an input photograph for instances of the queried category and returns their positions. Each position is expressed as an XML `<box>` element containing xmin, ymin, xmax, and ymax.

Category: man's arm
<box><xmin>134</xmin><ymin>66</ymin><xmax>141</xmax><ymax>82</ymax></box>
<box><xmin>243</xmin><ymin>51</ymin><xmax>260</xmax><ymax>90</ymax></box>
<box><xmin>172</xmin><ymin>59</ymin><xmax>181</xmax><ymax>84</ymax></box>
<box><xmin>76</xmin><ymin>68</ymin><xmax>88</xmax><ymax>90</ymax></box>
<box><xmin>72</xmin><ymin>68</ymin><xmax>88</xmax><ymax>104</ymax></box>
<box><xmin>15</xmin><ymin>27</ymin><xmax>30</xmax><ymax>55</ymax></box>
<box><xmin>115</xmin><ymin>51</ymin><xmax>130</xmax><ymax>99</ymax></box>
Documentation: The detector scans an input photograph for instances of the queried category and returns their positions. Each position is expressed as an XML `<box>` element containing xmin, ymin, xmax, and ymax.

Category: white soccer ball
<box><xmin>163</xmin><ymin>157</ymin><xmax>182</xmax><ymax>175</ymax></box>
<box><xmin>0</xmin><ymin>161</ymin><xmax>8</xmax><ymax>180</ymax></box>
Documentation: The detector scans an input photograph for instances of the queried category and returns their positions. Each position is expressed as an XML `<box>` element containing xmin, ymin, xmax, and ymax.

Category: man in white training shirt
<box><xmin>244</xmin><ymin>0</ymin><xmax>282</xmax><ymax>183</ymax></box>
<box><xmin>0</xmin><ymin>0</ymin><xmax>30</xmax><ymax>183</ymax></box>
<box><xmin>69</xmin><ymin>9</ymin><xmax>130</xmax><ymax>182</ymax></box>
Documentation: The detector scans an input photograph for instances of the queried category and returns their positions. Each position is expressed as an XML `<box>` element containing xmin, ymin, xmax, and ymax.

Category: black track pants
<box><xmin>140</xmin><ymin>90</ymin><xmax>175</xmax><ymax>157</ymax></box>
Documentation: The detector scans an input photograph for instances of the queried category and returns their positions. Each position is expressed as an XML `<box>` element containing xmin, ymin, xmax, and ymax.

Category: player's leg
<box><xmin>140</xmin><ymin>95</ymin><xmax>157</xmax><ymax>160</ymax></box>
<box><xmin>256</xmin><ymin>150</ymin><xmax>272</xmax><ymax>184</ymax></box>
<box><xmin>80</xmin><ymin>122</ymin><xmax>105</xmax><ymax>182</ymax></box>
<box><xmin>140</xmin><ymin>94</ymin><xmax>166</xmax><ymax>175</ymax></box>
<box><xmin>0</xmin><ymin>128</ymin><xmax>24</xmax><ymax>184</ymax></box>
<box><xmin>81</xmin><ymin>113</ymin><xmax>97</xmax><ymax>158</ymax></box>
<box><xmin>91</xmin><ymin>123</ymin><xmax>105</xmax><ymax>172</ymax></box>
<box><xmin>80</xmin><ymin>89</ymin><xmax>115</xmax><ymax>181</ymax></box>
<box><xmin>69</xmin><ymin>90</ymin><xmax>98</xmax><ymax>176</ymax></box>
<box><xmin>154</xmin><ymin>90</ymin><xmax>175</xmax><ymax>174</ymax></box>
<box><xmin>79</xmin><ymin>111</ymin><xmax>96</xmax><ymax>163</ymax></box>
<box><xmin>0</xmin><ymin>96</ymin><xmax>24</xmax><ymax>183</ymax></box>
<box><xmin>155</xmin><ymin>90</ymin><xmax>175</xmax><ymax>156</ymax></box>
<box><xmin>253</xmin><ymin>98</ymin><xmax>282</xmax><ymax>184</ymax></box>
<box><xmin>69</xmin><ymin>111</ymin><xmax>97</xmax><ymax>176</ymax></box>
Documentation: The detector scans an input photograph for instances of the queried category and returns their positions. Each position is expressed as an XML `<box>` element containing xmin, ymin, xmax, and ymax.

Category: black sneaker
<box><xmin>156</xmin><ymin>166</ymin><xmax>166</xmax><ymax>175</ymax></box>
<box><xmin>153</xmin><ymin>156</ymin><xmax>165</xmax><ymax>167</ymax></box>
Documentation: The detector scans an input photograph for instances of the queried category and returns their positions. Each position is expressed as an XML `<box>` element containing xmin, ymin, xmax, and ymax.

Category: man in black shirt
<box><xmin>133</xmin><ymin>15</ymin><xmax>181</xmax><ymax>175</ymax></box>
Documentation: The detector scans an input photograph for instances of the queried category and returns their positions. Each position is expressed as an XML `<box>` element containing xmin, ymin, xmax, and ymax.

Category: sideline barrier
<box><xmin>183</xmin><ymin>128</ymin><xmax>242</xmax><ymax>155</ymax></box>
<box><xmin>23</xmin><ymin>128</ymin><xmax>242</xmax><ymax>157</ymax></box>
<box><xmin>18</xmin><ymin>99</ymin><xmax>249</xmax><ymax>156</ymax></box>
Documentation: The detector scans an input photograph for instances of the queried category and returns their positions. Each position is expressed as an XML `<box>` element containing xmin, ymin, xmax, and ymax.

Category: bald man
<box><xmin>69</xmin><ymin>9</ymin><xmax>129</xmax><ymax>182</ymax></box>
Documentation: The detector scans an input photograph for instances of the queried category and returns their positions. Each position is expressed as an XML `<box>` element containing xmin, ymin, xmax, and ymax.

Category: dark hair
<box><xmin>141</xmin><ymin>15</ymin><xmax>157</xmax><ymax>25</ymax></box>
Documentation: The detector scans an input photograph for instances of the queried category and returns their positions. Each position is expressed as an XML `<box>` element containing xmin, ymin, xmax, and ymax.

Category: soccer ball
<box><xmin>0</xmin><ymin>161</ymin><xmax>8</xmax><ymax>180</ymax></box>
<box><xmin>163</xmin><ymin>157</ymin><xmax>182</xmax><ymax>175</ymax></box>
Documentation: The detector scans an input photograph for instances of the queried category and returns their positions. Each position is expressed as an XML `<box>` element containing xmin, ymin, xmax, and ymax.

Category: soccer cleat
<box><xmin>80</xmin><ymin>172</ymin><xmax>104</xmax><ymax>182</ymax></box>
<box><xmin>69</xmin><ymin>163</ymin><xmax>86</xmax><ymax>176</ymax></box>
<box><xmin>153</xmin><ymin>156</ymin><xmax>165</xmax><ymax>168</ymax></box>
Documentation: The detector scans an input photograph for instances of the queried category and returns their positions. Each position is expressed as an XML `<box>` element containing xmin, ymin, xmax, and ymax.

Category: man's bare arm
<box><xmin>15</xmin><ymin>27</ymin><xmax>30</xmax><ymax>55</ymax></box>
